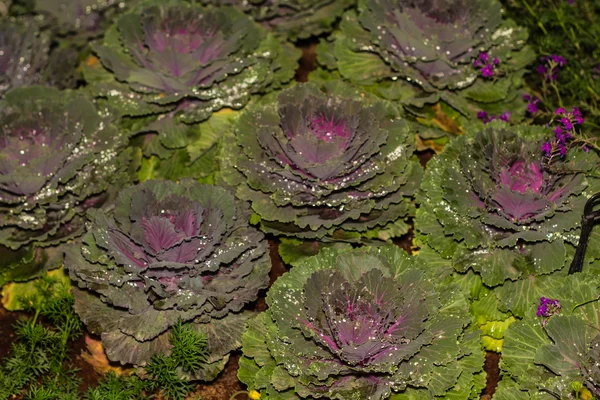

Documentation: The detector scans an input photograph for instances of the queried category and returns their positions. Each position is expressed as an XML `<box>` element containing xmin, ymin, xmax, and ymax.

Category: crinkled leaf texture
<box><xmin>203</xmin><ymin>0</ymin><xmax>355</xmax><ymax>41</ymax></box>
<box><xmin>0</xmin><ymin>86</ymin><xmax>133</xmax><ymax>282</ymax></box>
<box><xmin>87</xmin><ymin>0</ymin><xmax>299</xmax><ymax>146</ymax></box>
<box><xmin>239</xmin><ymin>245</ymin><xmax>483</xmax><ymax>399</ymax></box>
<box><xmin>0</xmin><ymin>16</ymin><xmax>83</xmax><ymax>92</ymax></box>
<box><xmin>318</xmin><ymin>0</ymin><xmax>534</xmax><ymax>117</ymax></box>
<box><xmin>416</xmin><ymin>120</ymin><xmax>600</xmax><ymax>288</ymax></box>
<box><xmin>221</xmin><ymin>81</ymin><xmax>422</xmax><ymax>241</ymax></box>
<box><xmin>65</xmin><ymin>180</ymin><xmax>270</xmax><ymax>376</ymax></box>
<box><xmin>34</xmin><ymin>0</ymin><xmax>127</xmax><ymax>37</ymax></box>
<box><xmin>0</xmin><ymin>18</ymin><xmax>50</xmax><ymax>96</ymax></box>
<box><xmin>500</xmin><ymin>272</ymin><xmax>600</xmax><ymax>399</ymax></box>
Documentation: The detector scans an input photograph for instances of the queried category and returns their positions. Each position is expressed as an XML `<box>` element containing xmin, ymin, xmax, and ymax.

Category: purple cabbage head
<box><xmin>65</xmin><ymin>180</ymin><xmax>270</xmax><ymax>375</ymax></box>
<box><xmin>239</xmin><ymin>246</ymin><xmax>481</xmax><ymax>399</ymax></box>
<box><xmin>88</xmin><ymin>1</ymin><xmax>298</xmax><ymax>124</ymax></box>
<box><xmin>222</xmin><ymin>81</ymin><xmax>422</xmax><ymax>240</ymax></box>
<box><xmin>417</xmin><ymin>121</ymin><xmax>600</xmax><ymax>286</ymax></box>
<box><xmin>86</xmin><ymin>0</ymin><xmax>298</xmax><ymax>157</ymax></box>
<box><xmin>0</xmin><ymin>86</ymin><xmax>132</xmax><ymax>282</ymax></box>
<box><xmin>323</xmin><ymin>0</ymin><xmax>535</xmax><ymax>116</ymax></box>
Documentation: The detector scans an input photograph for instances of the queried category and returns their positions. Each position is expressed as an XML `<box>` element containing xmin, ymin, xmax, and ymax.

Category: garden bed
<box><xmin>1</xmin><ymin>0</ymin><xmax>599</xmax><ymax>399</ymax></box>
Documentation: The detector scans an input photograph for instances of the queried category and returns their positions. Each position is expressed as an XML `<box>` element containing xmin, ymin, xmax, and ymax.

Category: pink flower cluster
<box><xmin>536</xmin><ymin>297</ymin><xmax>561</xmax><ymax>327</ymax></box>
<box><xmin>523</xmin><ymin>93</ymin><xmax>541</xmax><ymax>114</ymax></box>
<box><xmin>542</xmin><ymin>107</ymin><xmax>585</xmax><ymax>157</ymax></box>
<box><xmin>536</xmin><ymin>55</ymin><xmax>567</xmax><ymax>81</ymax></box>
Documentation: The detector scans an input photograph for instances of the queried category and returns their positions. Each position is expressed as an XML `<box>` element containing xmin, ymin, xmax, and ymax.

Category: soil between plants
<box><xmin>0</xmin><ymin>40</ymin><xmax>502</xmax><ymax>400</ymax></box>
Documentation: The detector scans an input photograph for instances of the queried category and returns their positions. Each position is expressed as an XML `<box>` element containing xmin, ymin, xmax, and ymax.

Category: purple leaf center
<box><xmin>310</xmin><ymin>114</ymin><xmax>351</xmax><ymax>144</ymax></box>
<box><xmin>498</xmin><ymin>160</ymin><xmax>544</xmax><ymax>194</ymax></box>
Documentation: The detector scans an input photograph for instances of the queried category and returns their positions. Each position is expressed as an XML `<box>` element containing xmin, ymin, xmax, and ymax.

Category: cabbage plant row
<box><xmin>0</xmin><ymin>0</ymin><xmax>599</xmax><ymax>399</ymax></box>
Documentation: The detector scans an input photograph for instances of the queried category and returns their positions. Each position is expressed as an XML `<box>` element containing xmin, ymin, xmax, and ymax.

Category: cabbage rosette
<box><xmin>221</xmin><ymin>81</ymin><xmax>422</xmax><ymax>241</ymax></box>
<box><xmin>418</xmin><ymin>120</ymin><xmax>600</xmax><ymax>286</ymax></box>
<box><xmin>0</xmin><ymin>18</ymin><xmax>50</xmax><ymax>96</ymax></box>
<box><xmin>65</xmin><ymin>180</ymin><xmax>271</xmax><ymax>378</ymax></box>
<box><xmin>84</xmin><ymin>0</ymin><xmax>299</xmax><ymax>169</ymax></box>
<box><xmin>416</xmin><ymin>120</ymin><xmax>600</xmax><ymax>349</ymax></box>
<box><xmin>238</xmin><ymin>246</ymin><xmax>485</xmax><ymax>399</ymax></box>
<box><xmin>0</xmin><ymin>86</ymin><xmax>133</xmax><ymax>283</ymax></box>
<box><xmin>317</xmin><ymin>0</ymin><xmax>535</xmax><ymax>118</ymax></box>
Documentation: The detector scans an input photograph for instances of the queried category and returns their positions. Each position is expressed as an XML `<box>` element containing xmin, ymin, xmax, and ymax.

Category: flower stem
<box><xmin>521</xmin><ymin>0</ymin><xmax>549</xmax><ymax>35</ymax></box>
<box><xmin>550</xmin><ymin>82</ymin><xmax>564</xmax><ymax>108</ymax></box>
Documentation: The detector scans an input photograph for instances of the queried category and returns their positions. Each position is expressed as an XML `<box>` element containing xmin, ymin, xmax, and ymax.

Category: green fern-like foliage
<box><xmin>170</xmin><ymin>320</ymin><xmax>209</xmax><ymax>375</ymax></box>
<box><xmin>0</xmin><ymin>277</ymin><xmax>83</xmax><ymax>399</ymax></box>
<box><xmin>84</xmin><ymin>372</ymin><xmax>155</xmax><ymax>400</ymax></box>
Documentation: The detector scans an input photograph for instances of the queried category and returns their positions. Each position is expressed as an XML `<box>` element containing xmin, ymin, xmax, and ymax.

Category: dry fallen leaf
<box><xmin>81</xmin><ymin>334</ymin><xmax>127</xmax><ymax>376</ymax></box>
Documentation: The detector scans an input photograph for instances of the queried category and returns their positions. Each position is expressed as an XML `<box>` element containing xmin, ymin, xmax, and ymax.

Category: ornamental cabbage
<box><xmin>0</xmin><ymin>18</ymin><xmax>50</xmax><ymax>95</ymax></box>
<box><xmin>65</xmin><ymin>180</ymin><xmax>271</xmax><ymax>378</ymax></box>
<box><xmin>238</xmin><ymin>246</ymin><xmax>484</xmax><ymax>399</ymax></box>
<box><xmin>0</xmin><ymin>16</ymin><xmax>85</xmax><ymax>95</ymax></box>
<box><xmin>33</xmin><ymin>0</ymin><xmax>127</xmax><ymax>37</ymax></box>
<box><xmin>417</xmin><ymin>121</ymin><xmax>600</xmax><ymax>288</ymax></box>
<box><xmin>0</xmin><ymin>86</ymin><xmax>132</xmax><ymax>283</ymax></box>
<box><xmin>203</xmin><ymin>0</ymin><xmax>355</xmax><ymax>41</ymax></box>
<box><xmin>317</xmin><ymin>0</ymin><xmax>535</xmax><ymax>118</ymax></box>
<box><xmin>498</xmin><ymin>272</ymin><xmax>600</xmax><ymax>399</ymax></box>
<box><xmin>220</xmin><ymin>81</ymin><xmax>422</xmax><ymax>241</ymax></box>
<box><xmin>85</xmin><ymin>0</ymin><xmax>299</xmax><ymax>162</ymax></box>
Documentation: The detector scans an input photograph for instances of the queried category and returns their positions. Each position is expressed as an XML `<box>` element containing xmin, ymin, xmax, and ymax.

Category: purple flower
<box><xmin>538</xmin><ymin>55</ymin><xmax>566</xmax><ymax>81</ymax></box>
<box><xmin>477</xmin><ymin>110</ymin><xmax>510</xmax><ymax>124</ymax></box>
<box><xmin>481</xmin><ymin>64</ymin><xmax>494</xmax><ymax>78</ymax></box>
<box><xmin>536</xmin><ymin>64</ymin><xmax>547</xmax><ymax>75</ymax></box>
<box><xmin>527</xmin><ymin>103</ymin><xmax>539</xmax><ymax>114</ymax></box>
<box><xmin>552</xmin><ymin>55</ymin><xmax>567</xmax><ymax>66</ymax></box>
<box><xmin>542</xmin><ymin>141</ymin><xmax>553</xmax><ymax>157</ymax></box>
<box><xmin>545</xmin><ymin>106</ymin><xmax>585</xmax><ymax>159</ymax></box>
<box><xmin>558</xmin><ymin>143</ymin><xmax>567</xmax><ymax>156</ymax></box>
<box><xmin>523</xmin><ymin>93</ymin><xmax>541</xmax><ymax>114</ymax></box>
<box><xmin>572</xmin><ymin>107</ymin><xmax>584</xmax><ymax>124</ymax></box>
<box><xmin>537</xmin><ymin>297</ymin><xmax>561</xmax><ymax>322</ymax></box>
<box><xmin>554</xmin><ymin>107</ymin><xmax>584</xmax><ymax>131</ymax></box>
<box><xmin>474</xmin><ymin>51</ymin><xmax>499</xmax><ymax>79</ymax></box>
<box><xmin>561</xmin><ymin>117</ymin><xmax>573</xmax><ymax>130</ymax></box>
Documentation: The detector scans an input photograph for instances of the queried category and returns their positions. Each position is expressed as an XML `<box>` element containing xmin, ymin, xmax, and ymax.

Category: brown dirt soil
<box><xmin>0</xmin><ymin>37</ymin><xmax>504</xmax><ymax>400</ymax></box>
<box><xmin>195</xmin><ymin>353</ymin><xmax>247</xmax><ymax>400</ymax></box>
<box><xmin>295</xmin><ymin>39</ymin><xmax>318</xmax><ymax>82</ymax></box>
<box><xmin>0</xmin><ymin>305</ymin><xmax>22</xmax><ymax>360</ymax></box>
<box><xmin>482</xmin><ymin>352</ymin><xmax>502</xmax><ymax>399</ymax></box>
